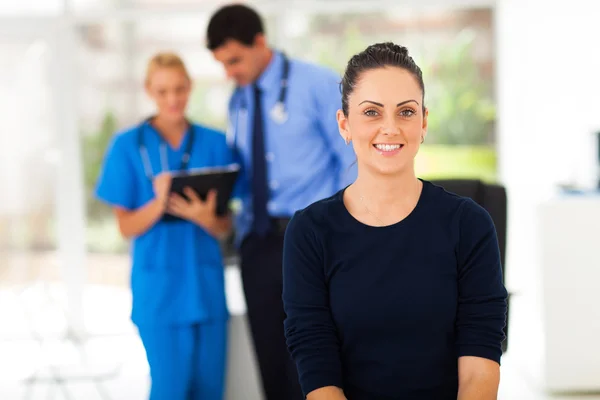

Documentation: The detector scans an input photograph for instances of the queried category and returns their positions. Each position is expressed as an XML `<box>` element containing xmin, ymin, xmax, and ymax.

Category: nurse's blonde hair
<box><xmin>145</xmin><ymin>52</ymin><xmax>191</xmax><ymax>86</ymax></box>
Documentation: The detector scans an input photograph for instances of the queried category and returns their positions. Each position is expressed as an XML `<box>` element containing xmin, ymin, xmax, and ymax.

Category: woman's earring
<box><xmin>345</xmin><ymin>137</ymin><xmax>350</xmax><ymax>145</ymax></box>
<box><xmin>420</xmin><ymin>136</ymin><xmax>424</xmax><ymax>144</ymax></box>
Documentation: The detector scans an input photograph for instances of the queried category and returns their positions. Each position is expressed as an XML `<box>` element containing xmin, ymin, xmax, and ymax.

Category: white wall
<box><xmin>496</xmin><ymin>0</ymin><xmax>600</xmax><ymax>193</ymax></box>
<box><xmin>495</xmin><ymin>0</ymin><xmax>600</xmax><ymax>389</ymax></box>
<box><xmin>537</xmin><ymin>197</ymin><xmax>600</xmax><ymax>391</ymax></box>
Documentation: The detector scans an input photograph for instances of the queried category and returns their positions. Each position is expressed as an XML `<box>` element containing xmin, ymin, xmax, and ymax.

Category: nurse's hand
<box><xmin>153</xmin><ymin>172</ymin><xmax>172</xmax><ymax>210</ymax></box>
<box><xmin>167</xmin><ymin>187</ymin><xmax>217</xmax><ymax>226</ymax></box>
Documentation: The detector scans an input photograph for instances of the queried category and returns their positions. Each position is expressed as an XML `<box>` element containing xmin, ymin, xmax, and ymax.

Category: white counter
<box><xmin>514</xmin><ymin>193</ymin><xmax>600</xmax><ymax>392</ymax></box>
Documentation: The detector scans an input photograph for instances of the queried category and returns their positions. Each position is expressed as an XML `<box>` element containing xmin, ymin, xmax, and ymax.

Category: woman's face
<box><xmin>145</xmin><ymin>67</ymin><xmax>191</xmax><ymax>122</ymax></box>
<box><xmin>337</xmin><ymin>66</ymin><xmax>428</xmax><ymax>177</ymax></box>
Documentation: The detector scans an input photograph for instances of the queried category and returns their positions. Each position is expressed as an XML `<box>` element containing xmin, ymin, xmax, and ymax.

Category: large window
<box><xmin>78</xmin><ymin>5</ymin><xmax>497</xmax><ymax>264</ymax></box>
<box><xmin>0</xmin><ymin>37</ymin><xmax>57</xmax><ymax>285</ymax></box>
<box><xmin>283</xmin><ymin>7</ymin><xmax>497</xmax><ymax>182</ymax></box>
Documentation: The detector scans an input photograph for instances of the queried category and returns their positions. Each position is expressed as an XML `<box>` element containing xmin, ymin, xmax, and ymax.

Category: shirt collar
<box><xmin>255</xmin><ymin>50</ymin><xmax>283</xmax><ymax>92</ymax></box>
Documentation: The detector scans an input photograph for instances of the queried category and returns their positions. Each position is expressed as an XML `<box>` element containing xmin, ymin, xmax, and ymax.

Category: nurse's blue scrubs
<box><xmin>95</xmin><ymin>120</ymin><xmax>233</xmax><ymax>400</ymax></box>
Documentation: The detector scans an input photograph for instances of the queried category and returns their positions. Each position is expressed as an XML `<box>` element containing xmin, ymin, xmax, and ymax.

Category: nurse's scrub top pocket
<box><xmin>95</xmin><ymin>121</ymin><xmax>235</xmax><ymax>326</ymax></box>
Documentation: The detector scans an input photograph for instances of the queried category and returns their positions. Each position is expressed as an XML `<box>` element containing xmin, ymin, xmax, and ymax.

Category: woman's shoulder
<box><xmin>423</xmin><ymin>180</ymin><xmax>494</xmax><ymax>228</ymax></box>
<box><xmin>192</xmin><ymin>122</ymin><xmax>226</xmax><ymax>142</ymax></box>
<box><xmin>424</xmin><ymin>179</ymin><xmax>475</xmax><ymax>208</ymax></box>
<box><xmin>287</xmin><ymin>191</ymin><xmax>345</xmax><ymax>235</ymax></box>
<box><xmin>104</xmin><ymin>125</ymin><xmax>139</xmax><ymax>154</ymax></box>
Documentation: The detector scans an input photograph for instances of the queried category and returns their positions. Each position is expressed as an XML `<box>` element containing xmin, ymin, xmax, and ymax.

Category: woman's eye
<box><xmin>400</xmin><ymin>109</ymin><xmax>416</xmax><ymax>117</ymax></box>
<box><xmin>364</xmin><ymin>109</ymin><xmax>378</xmax><ymax>116</ymax></box>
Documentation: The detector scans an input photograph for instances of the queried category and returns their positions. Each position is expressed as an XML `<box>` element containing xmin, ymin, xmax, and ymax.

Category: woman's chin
<box><xmin>368</xmin><ymin>159</ymin><xmax>411</xmax><ymax>177</ymax></box>
<box><xmin>159</xmin><ymin>111</ymin><xmax>185</xmax><ymax>122</ymax></box>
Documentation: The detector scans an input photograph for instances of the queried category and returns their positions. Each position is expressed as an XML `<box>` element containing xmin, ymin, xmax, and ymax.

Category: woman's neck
<box><xmin>151</xmin><ymin>115</ymin><xmax>188</xmax><ymax>148</ymax></box>
<box><xmin>348</xmin><ymin>165</ymin><xmax>422</xmax><ymax>224</ymax></box>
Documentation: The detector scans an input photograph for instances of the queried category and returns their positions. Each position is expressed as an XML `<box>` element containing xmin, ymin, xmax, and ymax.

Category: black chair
<box><xmin>431</xmin><ymin>179</ymin><xmax>510</xmax><ymax>353</ymax></box>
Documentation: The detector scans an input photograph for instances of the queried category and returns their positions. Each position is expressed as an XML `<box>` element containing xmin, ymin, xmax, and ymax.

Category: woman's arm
<box><xmin>283</xmin><ymin>211</ymin><xmax>345</xmax><ymax>399</ymax></box>
<box><xmin>455</xmin><ymin>199</ymin><xmax>508</xmax><ymax>399</ymax></box>
<box><xmin>113</xmin><ymin>198</ymin><xmax>164</xmax><ymax>239</ymax></box>
<box><xmin>457</xmin><ymin>356</ymin><xmax>500</xmax><ymax>400</ymax></box>
<box><xmin>96</xmin><ymin>134</ymin><xmax>167</xmax><ymax>238</ymax></box>
<box><xmin>113</xmin><ymin>172</ymin><xmax>171</xmax><ymax>239</ymax></box>
<box><xmin>194</xmin><ymin>213</ymin><xmax>232</xmax><ymax>240</ymax></box>
<box><xmin>307</xmin><ymin>386</ymin><xmax>347</xmax><ymax>400</ymax></box>
<box><xmin>167</xmin><ymin>188</ymin><xmax>232</xmax><ymax>239</ymax></box>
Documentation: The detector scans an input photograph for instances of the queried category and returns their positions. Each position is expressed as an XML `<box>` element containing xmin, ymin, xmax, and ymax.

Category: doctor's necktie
<box><xmin>251</xmin><ymin>84</ymin><xmax>270</xmax><ymax>236</ymax></box>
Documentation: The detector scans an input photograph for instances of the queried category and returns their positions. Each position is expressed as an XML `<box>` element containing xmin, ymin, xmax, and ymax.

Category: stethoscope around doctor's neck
<box><xmin>235</xmin><ymin>52</ymin><xmax>291</xmax><ymax>126</ymax></box>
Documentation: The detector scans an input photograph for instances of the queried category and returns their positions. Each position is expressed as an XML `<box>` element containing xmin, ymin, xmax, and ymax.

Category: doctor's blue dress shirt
<box><xmin>95</xmin><ymin>121</ymin><xmax>233</xmax><ymax>326</ymax></box>
<box><xmin>227</xmin><ymin>51</ymin><xmax>357</xmax><ymax>244</ymax></box>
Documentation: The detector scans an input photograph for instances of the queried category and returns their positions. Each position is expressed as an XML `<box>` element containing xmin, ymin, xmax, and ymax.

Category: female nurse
<box><xmin>95</xmin><ymin>52</ymin><xmax>232</xmax><ymax>400</ymax></box>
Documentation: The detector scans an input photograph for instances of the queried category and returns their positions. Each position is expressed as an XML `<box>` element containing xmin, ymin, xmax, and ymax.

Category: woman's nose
<box><xmin>381</xmin><ymin>116</ymin><xmax>400</xmax><ymax>135</ymax></box>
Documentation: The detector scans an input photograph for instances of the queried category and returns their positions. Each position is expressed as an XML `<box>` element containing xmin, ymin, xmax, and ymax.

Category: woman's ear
<box><xmin>144</xmin><ymin>79</ymin><xmax>153</xmax><ymax>99</ymax></box>
<box><xmin>337</xmin><ymin>109</ymin><xmax>351</xmax><ymax>144</ymax></box>
<box><xmin>421</xmin><ymin>107</ymin><xmax>429</xmax><ymax>141</ymax></box>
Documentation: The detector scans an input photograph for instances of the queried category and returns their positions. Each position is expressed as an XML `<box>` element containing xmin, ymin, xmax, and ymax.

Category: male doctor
<box><xmin>207</xmin><ymin>4</ymin><xmax>356</xmax><ymax>400</ymax></box>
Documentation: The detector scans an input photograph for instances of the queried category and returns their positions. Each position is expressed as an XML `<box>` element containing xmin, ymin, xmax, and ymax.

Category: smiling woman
<box><xmin>282</xmin><ymin>42</ymin><xmax>508</xmax><ymax>400</ymax></box>
<box><xmin>336</xmin><ymin>43</ymin><xmax>427</xmax><ymax>223</ymax></box>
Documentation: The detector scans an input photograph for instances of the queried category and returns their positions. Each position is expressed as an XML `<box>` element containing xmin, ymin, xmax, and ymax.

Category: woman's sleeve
<box><xmin>455</xmin><ymin>199</ymin><xmax>508</xmax><ymax>364</ymax></box>
<box><xmin>95</xmin><ymin>134</ymin><xmax>137</xmax><ymax>210</ymax></box>
<box><xmin>283</xmin><ymin>211</ymin><xmax>343</xmax><ymax>396</ymax></box>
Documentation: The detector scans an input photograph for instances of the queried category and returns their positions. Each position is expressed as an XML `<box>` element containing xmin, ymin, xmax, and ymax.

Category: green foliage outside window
<box><xmin>306</xmin><ymin>23</ymin><xmax>497</xmax><ymax>182</ymax></box>
<box><xmin>82</xmin><ymin>112</ymin><xmax>117</xmax><ymax>221</ymax></box>
<box><xmin>422</xmin><ymin>30</ymin><xmax>496</xmax><ymax>146</ymax></box>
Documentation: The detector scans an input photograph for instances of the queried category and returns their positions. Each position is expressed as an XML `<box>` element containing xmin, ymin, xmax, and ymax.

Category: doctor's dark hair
<box><xmin>340</xmin><ymin>42</ymin><xmax>425</xmax><ymax>116</ymax></box>
<box><xmin>206</xmin><ymin>4</ymin><xmax>264</xmax><ymax>50</ymax></box>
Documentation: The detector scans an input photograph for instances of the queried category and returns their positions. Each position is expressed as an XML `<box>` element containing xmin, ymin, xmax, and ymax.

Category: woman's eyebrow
<box><xmin>358</xmin><ymin>99</ymin><xmax>419</xmax><ymax>107</ymax></box>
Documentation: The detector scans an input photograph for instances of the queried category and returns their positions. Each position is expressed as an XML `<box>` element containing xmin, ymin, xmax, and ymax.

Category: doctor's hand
<box><xmin>152</xmin><ymin>172</ymin><xmax>172</xmax><ymax>211</ymax></box>
<box><xmin>167</xmin><ymin>188</ymin><xmax>218</xmax><ymax>228</ymax></box>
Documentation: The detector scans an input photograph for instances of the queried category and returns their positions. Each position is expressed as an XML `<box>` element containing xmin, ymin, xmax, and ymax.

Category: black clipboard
<box><xmin>162</xmin><ymin>163</ymin><xmax>240</xmax><ymax>222</ymax></box>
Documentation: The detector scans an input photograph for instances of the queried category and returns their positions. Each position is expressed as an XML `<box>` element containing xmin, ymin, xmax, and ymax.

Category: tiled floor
<box><xmin>1</xmin><ymin>277</ymin><xmax>599</xmax><ymax>399</ymax></box>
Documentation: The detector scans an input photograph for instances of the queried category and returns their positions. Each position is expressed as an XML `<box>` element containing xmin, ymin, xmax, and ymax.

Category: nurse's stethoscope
<box><xmin>227</xmin><ymin>52</ymin><xmax>290</xmax><ymax>147</ymax></box>
<box><xmin>137</xmin><ymin>117</ymin><xmax>196</xmax><ymax>179</ymax></box>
